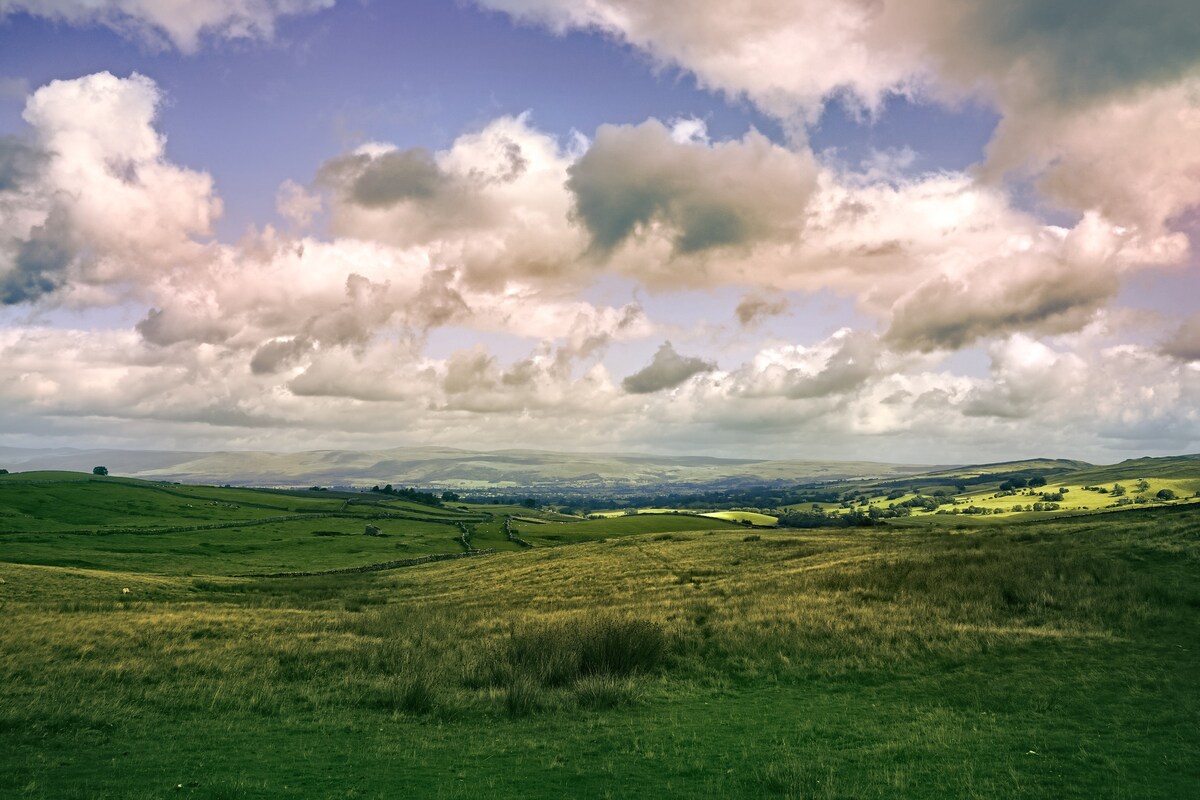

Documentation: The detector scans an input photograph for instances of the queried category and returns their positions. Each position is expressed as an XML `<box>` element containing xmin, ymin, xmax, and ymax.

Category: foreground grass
<box><xmin>1</xmin><ymin>507</ymin><xmax>1198</xmax><ymax>798</ymax></box>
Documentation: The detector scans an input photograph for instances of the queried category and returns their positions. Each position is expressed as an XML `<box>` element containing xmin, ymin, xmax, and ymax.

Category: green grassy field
<box><xmin>513</xmin><ymin>513</ymin><xmax>742</xmax><ymax>545</ymax></box>
<box><xmin>810</xmin><ymin>468</ymin><xmax>1200</xmax><ymax>525</ymax></box>
<box><xmin>1</xmin><ymin>473</ymin><xmax>1198</xmax><ymax>798</ymax></box>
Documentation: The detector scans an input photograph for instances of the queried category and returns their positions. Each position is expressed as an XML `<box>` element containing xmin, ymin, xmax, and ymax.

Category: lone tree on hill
<box><xmin>92</xmin><ymin>466</ymin><xmax>108</xmax><ymax>476</ymax></box>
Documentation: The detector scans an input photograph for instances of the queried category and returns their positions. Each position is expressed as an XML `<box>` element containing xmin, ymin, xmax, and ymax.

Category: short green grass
<box><xmin>0</xmin><ymin>477</ymin><xmax>1197</xmax><ymax>798</ymax></box>
<box><xmin>0</xmin><ymin>516</ymin><xmax>473</xmax><ymax>575</ymax></box>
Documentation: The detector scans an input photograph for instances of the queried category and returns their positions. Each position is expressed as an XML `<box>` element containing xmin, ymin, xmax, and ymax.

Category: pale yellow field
<box><xmin>700</xmin><ymin>511</ymin><xmax>779</xmax><ymax>526</ymax></box>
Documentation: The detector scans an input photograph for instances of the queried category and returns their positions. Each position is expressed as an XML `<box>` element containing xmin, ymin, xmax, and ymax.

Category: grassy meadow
<box><xmin>1</xmin><ymin>472</ymin><xmax>1198</xmax><ymax>798</ymax></box>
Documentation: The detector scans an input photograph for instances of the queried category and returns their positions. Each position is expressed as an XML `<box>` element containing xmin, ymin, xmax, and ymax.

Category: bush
<box><xmin>573</xmin><ymin>674</ymin><xmax>639</xmax><ymax>710</ymax></box>
<box><xmin>394</xmin><ymin>672</ymin><xmax>441</xmax><ymax>715</ymax></box>
<box><xmin>578</xmin><ymin>617</ymin><xmax>666</xmax><ymax>677</ymax></box>
<box><xmin>498</xmin><ymin>615</ymin><xmax>667</xmax><ymax>687</ymax></box>
<box><xmin>504</xmin><ymin>674</ymin><xmax>543</xmax><ymax>718</ymax></box>
<box><xmin>360</xmin><ymin>670</ymin><xmax>441</xmax><ymax>715</ymax></box>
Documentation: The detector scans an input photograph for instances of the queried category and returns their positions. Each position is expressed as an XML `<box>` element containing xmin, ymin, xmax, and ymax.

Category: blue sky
<box><xmin>0</xmin><ymin>0</ymin><xmax>1197</xmax><ymax>463</ymax></box>
<box><xmin>1</xmin><ymin>2</ymin><xmax>999</xmax><ymax>235</ymax></box>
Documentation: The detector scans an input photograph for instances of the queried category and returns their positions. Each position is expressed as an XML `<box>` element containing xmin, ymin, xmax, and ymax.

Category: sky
<box><xmin>0</xmin><ymin>0</ymin><xmax>1198</xmax><ymax>464</ymax></box>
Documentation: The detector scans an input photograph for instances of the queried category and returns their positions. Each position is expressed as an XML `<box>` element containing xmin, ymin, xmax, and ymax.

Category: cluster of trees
<box><xmin>368</xmin><ymin>484</ymin><xmax>444</xmax><ymax>507</ymax></box>
<box><xmin>886</xmin><ymin>493</ymin><xmax>954</xmax><ymax>512</ymax></box>
<box><xmin>1084</xmin><ymin>481</ymin><xmax>1178</xmax><ymax>503</ymax></box>
<box><xmin>1083</xmin><ymin>483</ymin><xmax>1132</xmax><ymax>496</ymax></box>
<box><xmin>455</xmin><ymin>494</ymin><xmax>538</xmax><ymax>509</ymax></box>
<box><xmin>776</xmin><ymin>510</ymin><xmax>883</xmax><ymax>528</ymax></box>
<box><xmin>997</xmin><ymin>476</ymin><xmax>1047</xmax><ymax>491</ymax></box>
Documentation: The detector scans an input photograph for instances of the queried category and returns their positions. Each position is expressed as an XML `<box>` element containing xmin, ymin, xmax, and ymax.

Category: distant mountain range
<box><xmin>6</xmin><ymin>446</ymin><xmax>1194</xmax><ymax>495</ymax></box>
<box><xmin>0</xmin><ymin>445</ymin><xmax>939</xmax><ymax>492</ymax></box>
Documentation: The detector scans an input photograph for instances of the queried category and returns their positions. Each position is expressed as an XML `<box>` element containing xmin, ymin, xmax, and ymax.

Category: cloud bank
<box><xmin>2</xmin><ymin>0</ymin><xmax>1199</xmax><ymax>464</ymax></box>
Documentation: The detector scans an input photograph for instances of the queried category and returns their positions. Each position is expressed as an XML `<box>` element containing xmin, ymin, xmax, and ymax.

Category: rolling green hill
<box><xmin>1</xmin><ymin>487</ymin><xmax>1196</xmax><ymax>799</ymax></box>
<box><xmin>1062</xmin><ymin>454</ymin><xmax>1200</xmax><ymax>484</ymax></box>
<box><xmin>0</xmin><ymin>473</ymin><xmax>750</xmax><ymax>575</ymax></box>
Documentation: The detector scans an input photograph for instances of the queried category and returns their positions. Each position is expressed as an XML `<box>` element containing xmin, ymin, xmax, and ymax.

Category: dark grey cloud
<box><xmin>730</xmin><ymin>331</ymin><xmax>880</xmax><ymax>401</ymax></box>
<box><xmin>884</xmin><ymin>260</ymin><xmax>1118</xmax><ymax>352</ymax></box>
<box><xmin>735</xmin><ymin>293</ymin><xmax>788</xmax><ymax>327</ymax></box>
<box><xmin>622</xmin><ymin>341</ymin><xmax>716</xmax><ymax>394</ymax></box>
<box><xmin>320</xmin><ymin>148</ymin><xmax>446</xmax><ymax>208</ymax></box>
<box><xmin>567</xmin><ymin>120</ymin><xmax>816</xmax><ymax>256</ymax></box>
<box><xmin>1159</xmin><ymin>313</ymin><xmax>1200</xmax><ymax>362</ymax></box>
<box><xmin>962</xmin><ymin>0</ymin><xmax>1200</xmax><ymax>105</ymax></box>
<box><xmin>413</xmin><ymin>269</ymin><xmax>471</xmax><ymax>330</ymax></box>
<box><xmin>781</xmin><ymin>333</ymin><xmax>879</xmax><ymax>400</ymax></box>
<box><xmin>0</xmin><ymin>136</ymin><xmax>62</xmax><ymax>304</ymax></box>
<box><xmin>1</xmin><ymin>208</ymin><xmax>73</xmax><ymax>305</ymax></box>
<box><xmin>319</xmin><ymin>138</ymin><xmax>529</xmax><ymax>212</ymax></box>
<box><xmin>0</xmin><ymin>135</ymin><xmax>45</xmax><ymax>192</ymax></box>
<box><xmin>136</xmin><ymin>306</ymin><xmax>235</xmax><ymax>347</ymax></box>
<box><xmin>250</xmin><ymin>337</ymin><xmax>313</xmax><ymax>375</ymax></box>
<box><xmin>287</xmin><ymin>362</ymin><xmax>417</xmax><ymax>402</ymax></box>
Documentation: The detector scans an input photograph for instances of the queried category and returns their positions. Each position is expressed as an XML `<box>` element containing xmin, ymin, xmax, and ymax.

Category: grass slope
<box><xmin>1063</xmin><ymin>454</ymin><xmax>1200</xmax><ymax>483</ymax></box>
<box><xmin>513</xmin><ymin>513</ymin><xmax>742</xmax><ymax>545</ymax></box>
<box><xmin>1</xmin><ymin>498</ymin><xmax>1197</xmax><ymax>798</ymax></box>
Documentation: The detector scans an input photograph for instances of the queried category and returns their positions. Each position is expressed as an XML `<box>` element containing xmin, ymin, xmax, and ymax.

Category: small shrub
<box><xmin>577</xmin><ymin>616</ymin><xmax>666</xmax><ymax>677</ymax></box>
<box><xmin>394</xmin><ymin>672</ymin><xmax>440</xmax><ymax>715</ymax></box>
<box><xmin>504</xmin><ymin>673</ymin><xmax>543</xmax><ymax>718</ymax></box>
<box><xmin>504</xmin><ymin>625</ymin><xmax>585</xmax><ymax>686</ymax></box>
<box><xmin>499</xmin><ymin>614</ymin><xmax>667</xmax><ymax>687</ymax></box>
<box><xmin>573</xmin><ymin>674</ymin><xmax>638</xmax><ymax>710</ymax></box>
<box><xmin>362</xmin><ymin>671</ymin><xmax>441</xmax><ymax>715</ymax></box>
<box><xmin>742</xmin><ymin>534</ymin><xmax>761</xmax><ymax>542</ymax></box>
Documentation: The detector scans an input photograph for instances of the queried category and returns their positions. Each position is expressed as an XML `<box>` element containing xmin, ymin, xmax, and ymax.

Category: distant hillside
<box><xmin>1063</xmin><ymin>454</ymin><xmax>1200</xmax><ymax>484</ymax></box>
<box><xmin>9</xmin><ymin>447</ymin><xmax>1195</xmax><ymax>497</ymax></box>
<box><xmin>913</xmin><ymin>458</ymin><xmax>1095</xmax><ymax>480</ymax></box>
<box><xmin>0</xmin><ymin>446</ymin><xmax>932</xmax><ymax>492</ymax></box>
